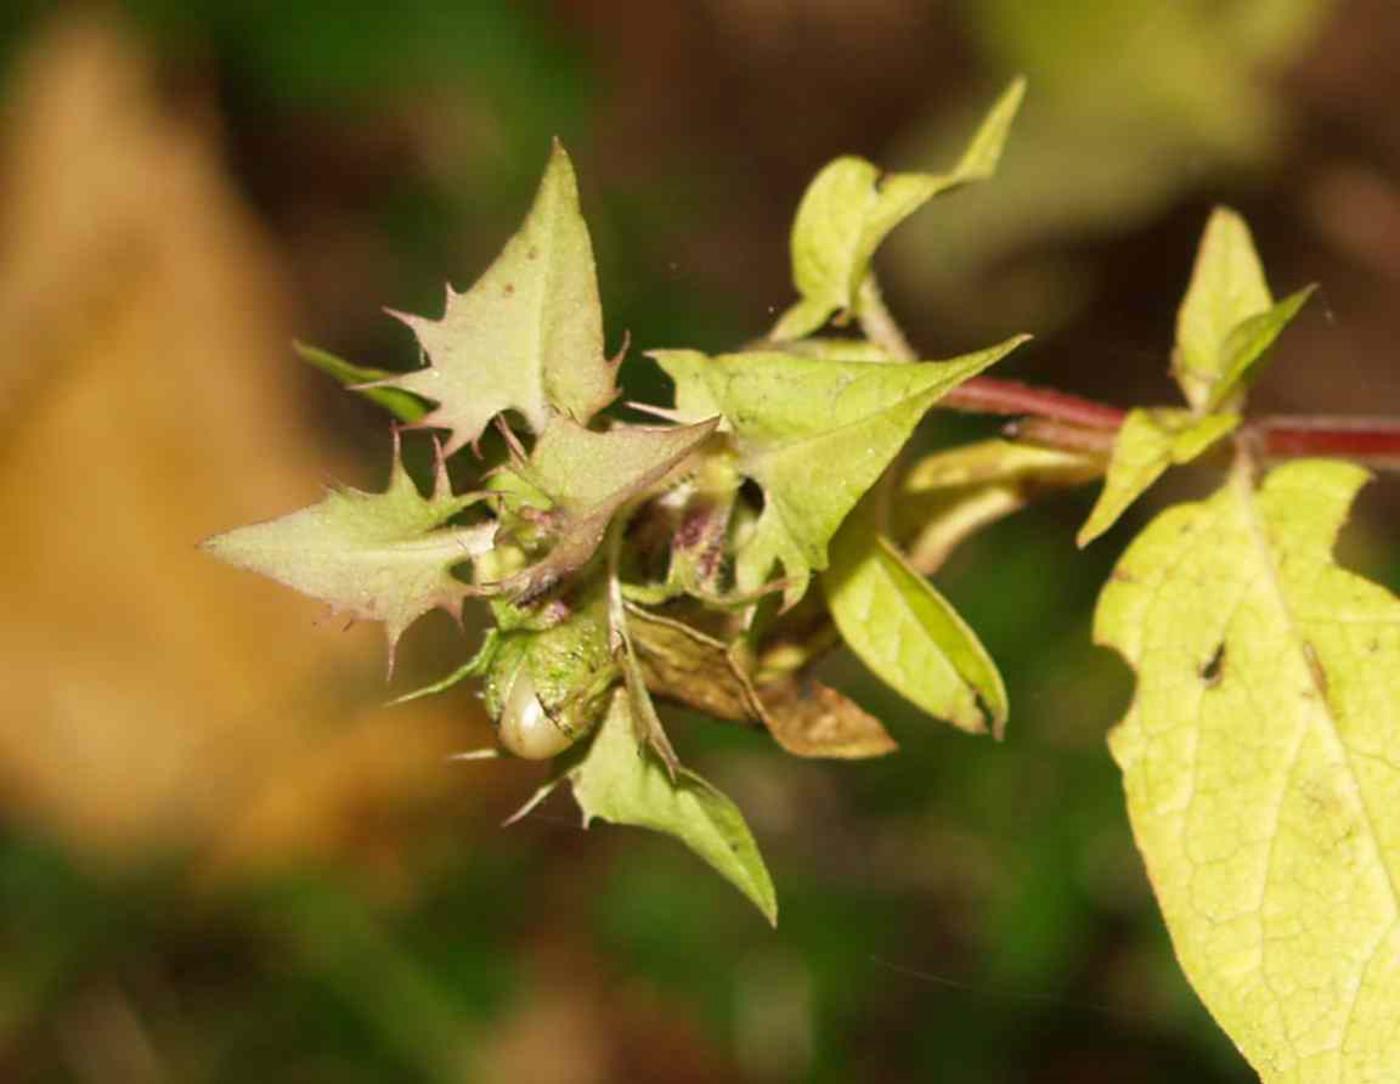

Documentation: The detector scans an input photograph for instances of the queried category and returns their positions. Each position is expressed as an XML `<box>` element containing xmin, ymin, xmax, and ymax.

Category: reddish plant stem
<box><xmin>945</xmin><ymin>377</ymin><xmax>1400</xmax><ymax>470</ymax></box>
<box><xmin>857</xmin><ymin>278</ymin><xmax>1400</xmax><ymax>471</ymax></box>
<box><xmin>1253</xmin><ymin>416</ymin><xmax>1400</xmax><ymax>469</ymax></box>
<box><xmin>944</xmin><ymin>377</ymin><xmax>1126</xmax><ymax>430</ymax></box>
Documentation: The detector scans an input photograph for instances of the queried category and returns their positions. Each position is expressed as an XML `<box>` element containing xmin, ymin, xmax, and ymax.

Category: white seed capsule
<box><xmin>497</xmin><ymin>667</ymin><xmax>575</xmax><ymax>760</ymax></box>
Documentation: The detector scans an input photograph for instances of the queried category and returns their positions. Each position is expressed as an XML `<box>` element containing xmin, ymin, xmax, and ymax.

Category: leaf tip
<box><xmin>543</xmin><ymin>136</ymin><xmax>579</xmax><ymax>188</ymax></box>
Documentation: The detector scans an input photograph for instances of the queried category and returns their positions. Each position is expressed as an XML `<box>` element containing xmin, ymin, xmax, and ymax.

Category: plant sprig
<box><xmin>207</xmin><ymin>81</ymin><xmax>1400</xmax><ymax>1079</ymax></box>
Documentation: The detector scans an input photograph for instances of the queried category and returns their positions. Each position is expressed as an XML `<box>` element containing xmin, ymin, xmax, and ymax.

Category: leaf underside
<box><xmin>825</xmin><ymin>499</ymin><xmax>1007</xmax><ymax>737</ymax></box>
<box><xmin>1098</xmin><ymin>459</ymin><xmax>1400</xmax><ymax>1082</ymax></box>
<box><xmin>897</xmin><ymin>439</ymin><xmax>1104</xmax><ymax>574</ymax></box>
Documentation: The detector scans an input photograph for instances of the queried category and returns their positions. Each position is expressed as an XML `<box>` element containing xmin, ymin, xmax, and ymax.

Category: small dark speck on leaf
<box><xmin>504</xmin><ymin>283</ymin><xmax>515</xmax><ymax>295</ymax></box>
<box><xmin>1200</xmin><ymin>643</ymin><xmax>1225</xmax><ymax>687</ymax></box>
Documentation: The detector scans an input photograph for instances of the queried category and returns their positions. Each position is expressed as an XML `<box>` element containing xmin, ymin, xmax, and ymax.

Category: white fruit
<box><xmin>497</xmin><ymin>667</ymin><xmax>575</xmax><ymax>759</ymax></box>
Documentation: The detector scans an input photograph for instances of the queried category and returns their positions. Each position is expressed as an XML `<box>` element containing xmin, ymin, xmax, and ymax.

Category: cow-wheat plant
<box><xmin>206</xmin><ymin>81</ymin><xmax>1400</xmax><ymax>1080</ymax></box>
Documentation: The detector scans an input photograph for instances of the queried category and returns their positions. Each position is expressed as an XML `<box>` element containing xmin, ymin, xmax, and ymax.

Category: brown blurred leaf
<box><xmin>0</xmin><ymin>15</ymin><xmax>479</xmax><ymax>868</ymax></box>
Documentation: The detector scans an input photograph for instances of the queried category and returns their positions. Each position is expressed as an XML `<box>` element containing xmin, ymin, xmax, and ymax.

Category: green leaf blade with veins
<box><xmin>1097</xmin><ymin>458</ymin><xmax>1400</xmax><ymax>1081</ymax></box>
<box><xmin>1077</xmin><ymin>407</ymin><xmax>1240</xmax><ymax>546</ymax></box>
<box><xmin>654</xmin><ymin>336</ymin><xmax>1026</xmax><ymax>607</ymax></box>
<box><xmin>824</xmin><ymin>500</ymin><xmax>1007</xmax><ymax>737</ymax></box>
<box><xmin>1173</xmin><ymin>206</ymin><xmax>1273</xmax><ymax>411</ymax></box>
<box><xmin>570</xmin><ymin>689</ymin><xmax>778</xmax><ymax>925</ymax></box>
<box><xmin>384</xmin><ymin>140</ymin><xmax>616</xmax><ymax>454</ymax></box>
<box><xmin>772</xmin><ymin>78</ymin><xmax>1025</xmax><ymax>340</ymax></box>
<box><xmin>204</xmin><ymin>444</ymin><xmax>491</xmax><ymax>661</ymax></box>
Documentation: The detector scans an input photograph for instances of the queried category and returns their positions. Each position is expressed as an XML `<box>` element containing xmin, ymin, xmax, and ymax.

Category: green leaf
<box><xmin>770</xmin><ymin>296</ymin><xmax>835</xmax><ymax>344</ymax></box>
<box><xmin>383</xmin><ymin>140</ymin><xmax>617</xmax><ymax>454</ymax></box>
<box><xmin>1204</xmin><ymin>284</ymin><xmax>1316</xmax><ymax>413</ymax></box>
<box><xmin>1097</xmin><ymin>458</ymin><xmax>1400</xmax><ymax>1081</ymax></box>
<box><xmin>824</xmin><ymin>499</ymin><xmax>1007</xmax><ymax>737</ymax></box>
<box><xmin>204</xmin><ymin>440</ymin><xmax>490</xmax><ymax>662</ymax></box>
<box><xmin>896</xmin><ymin>439</ymin><xmax>1103</xmax><ymax>573</ymax></box>
<box><xmin>570</xmin><ymin>689</ymin><xmax>778</xmax><ymax>924</ymax></box>
<box><xmin>652</xmin><ymin>337</ymin><xmax>1026</xmax><ymax>607</ymax></box>
<box><xmin>488</xmin><ymin>417</ymin><xmax>719</xmax><ymax>602</ymax></box>
<box><xmin>948</xmin><ymin>75</ymin><xmax>1029</xmax><ymax>181</ymax></box>
<box><xmin>771</xmin><ymin>78</ymin><xmax>1025</xmax><ymax>340</ymax></box>
<box><xmin>1172</xmin><ymin>206</ymin><xmax>1272</xmax><ymax>411</ymax></box>
<box><xmin>775</xmin><ymin>337</ymin><xmax>898</xmax><ymax>363</ymax></box>
<box><xmin>1077</xmin><ymin>408</ymin><xmax>1239</xmax><ymax>546</ymax></box>
<box><xmin>887</xmin><ymin>3</ymin><xmax>1326</xmax><ymax>332</ymax></box>
<box><xmin>293</xmin><ymin>341</ymin><xmax>429</xmax><ymax>424</ymax></box>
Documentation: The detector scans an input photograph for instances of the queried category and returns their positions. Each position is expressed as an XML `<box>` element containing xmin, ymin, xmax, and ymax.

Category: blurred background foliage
<box><xmin>1</xmin><ymin>2</ymin><xmax>1397</xmax><ymax>1081</ymax></box>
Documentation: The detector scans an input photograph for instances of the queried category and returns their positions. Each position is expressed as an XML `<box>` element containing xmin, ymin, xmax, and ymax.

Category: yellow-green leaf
<box><xmin>1077</xmin><ymin>407</ymin><xmax>1239</xmax><ymax>546</ymax></box>
<box><xmin>652</xmin><ymin>336</ymin><xmax>1026</xmax><ymax>607</ymax></box>
<box><xmin>1097</xmin><ymin>458</ymin><xmax>1400</xmax><ymax>1081</ymax></box>
<box><xmin>776</xmin><ymin>337</ymin><xmax>898</xmax><ymax>363</ymax></box>
<box><xmin>897</xmin><ymin>439</ymin><xmax>1104</xmax><ymax>573</ymax></box>
<box><xmin>1173</xmin><ymin>206</ymin><xmax>1272</xmax><ymax>411</ymax></box>
<box><xmin>824</xmin><ymin>500</ymin><xmax>1006</xmax><ymax>736</ymax></box>
<box><xmin>771</xmin><ymin>78</ymin><xmax>1025</xmax><ymax>340</ymax></box>
<box><xmin>570</xmin><ymin>689</ymin><xmax>778</xmax><ymax>924</ymax></box>
<box><xmin>383</xmin><ymin>140</ymin><xmax>616</xmax><ymax>454</ymax></box>
<box><xmin>203</xmin><ymin>440</ymin><xmax>491</xmax><ymax>661</ymax></box>
<box><xmin>1205</xmin><ymin>284</ymin><xmax>1316</xmax><ymax>413</ymax></box>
